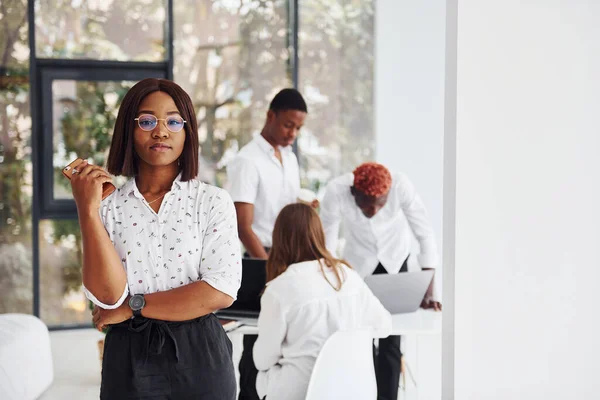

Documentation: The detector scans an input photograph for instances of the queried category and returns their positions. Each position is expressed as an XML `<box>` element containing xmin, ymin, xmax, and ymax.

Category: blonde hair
<box><xmin>267</xmin><ymin>203</ymin><xmax>350</xmax><ymax>290</ymax></box>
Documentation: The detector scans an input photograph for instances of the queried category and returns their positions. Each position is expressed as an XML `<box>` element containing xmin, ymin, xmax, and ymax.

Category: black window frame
<box><xmin>38</xmin><ymin>64</ymin><xmax>167</xmax><ymax>218</ymax></box>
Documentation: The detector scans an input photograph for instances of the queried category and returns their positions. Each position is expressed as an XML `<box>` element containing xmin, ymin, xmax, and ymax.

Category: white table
<box><xmin>227</xmin><ymin>309</ymin><xmax>442</xmax><ymax>336</ymax></box>
<box><xmin>227</xmin><ymin>310</ymin><xmax>442</xmax><ymax>399</ymax></box>
<box><xmin>390</xmin><ymin>309</ymin><xmax>442</xmax><ymax>335</ymax></box>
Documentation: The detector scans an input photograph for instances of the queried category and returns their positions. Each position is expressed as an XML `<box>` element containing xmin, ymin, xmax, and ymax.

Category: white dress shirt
<box><xmin>83</xmin><ymin>174</ymin><xmax>242</xmax><ymax>309</ymax></box>
<box><xmin>320</xmin><ymin>172</ymin><xmax>439</xmax><ymax>277</ymax></box>
<box><xmin>226</xmin><ymin>134</ymin><xmax>300</xmax><ymax>247</ymax></box>
<box><xmin>253</xmin><ymin>259</ymin><xmax>392</xmax><ymax>400</ymax></box>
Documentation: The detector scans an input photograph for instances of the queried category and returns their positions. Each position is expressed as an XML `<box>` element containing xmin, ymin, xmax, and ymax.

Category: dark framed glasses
<box><xmin>134</xmin><ymin>114</ymin><xmax>187</xmax><ymax>133</ymax></box>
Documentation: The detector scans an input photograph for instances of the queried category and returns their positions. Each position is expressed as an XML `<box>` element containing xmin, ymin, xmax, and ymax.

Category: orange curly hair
<box><xmin>352</xmin><ymin>162</ymin><xmax>392</xmax><ymax>197</ymax></box>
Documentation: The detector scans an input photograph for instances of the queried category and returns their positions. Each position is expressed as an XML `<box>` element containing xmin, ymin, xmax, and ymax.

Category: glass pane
<box><xmin>39</xmin><ymin>219</ymin><xmax>91</xmax><ymax>326</ymax></box>
<box><xmin>298</xmin><ymin>0</ymin><xmax>376</xmax><ymax>192</ymax></box>
<box><xmin>174</xmin><ymin>0</ymin><xmax>291</xmax><ymax>187</ymax></box>
<box><xmin>35</xmin><ymin>0</ymin><xmax>166</xmax><ymax>61</ymax></box>
<box><xmin>52</xmin><ymin>80</ymin><xmax>135</xmax><ymax>200</ymax></box>
<box><xmin>0</xmin><ymin>0</ymin><xmax>33</xmax><ymax>314</ymax></box>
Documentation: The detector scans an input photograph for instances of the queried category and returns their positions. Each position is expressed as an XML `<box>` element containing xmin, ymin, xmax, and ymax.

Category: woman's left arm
<box><xmin>94</xmin><ymin>280</ymin><xmax>236</xmax><ymax>329</ymax></box>
<box><xmin>94</xmin><ymin>189</ymin><xmax>242</xmax><ymax>328</ymax></box>
<box><xmin>253</xmin><ymin>290</ymin><xmax>287</xmax><ymax>371</ymax></box>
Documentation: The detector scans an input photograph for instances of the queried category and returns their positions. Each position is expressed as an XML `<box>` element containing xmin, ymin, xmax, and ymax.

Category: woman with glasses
<box><xmin>67</xmin><ymin>78</ymin><xmax>241</xmax><ymax>399</ymax></box>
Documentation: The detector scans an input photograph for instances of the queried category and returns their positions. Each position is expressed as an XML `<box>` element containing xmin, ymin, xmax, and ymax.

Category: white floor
<box><xmin>40</xmin><ymin>328</ymin><xmax>438</xmax><ymax>400</ymax></box>
<box><xmin>40</xmin><ymin>328</ymin><xmax>245</xmax><ymax>400</ymax></box>
<box><xmin>39</xmin><ymin>329</ymin><xmax>104</xmax><ymax>400</ymax></box>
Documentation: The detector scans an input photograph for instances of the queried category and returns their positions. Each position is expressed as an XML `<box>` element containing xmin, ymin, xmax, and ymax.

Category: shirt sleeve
<box><xmin>320</xmin><ymin>182</ymin><xmax>343</xmax><ymax>256</ymax></box>
<box><xmin>82</xmin><ymin>283</ymin><xmax>129</xmax><ymax>310</ymax></box>
<box><xmin>82</xmin><ymin>197</ymin><xmax>129</xmax><ymax>309</ymax></box>
<box><xmin>199</xmin><ymin>189</ymin><xmax>243</xmax><ymax>299</ymax></box>
<box><xmin>227</xmin><ymin>156</ymin><xmax>260</xmax><ymax>204</ymax></box>
<box><xmin>396</xmin><ymin>174</ymin><xmax>439</xmax><ymax>268</ymax></box>
<box><xmin>253</xmin><ymin>289</ymin><xmax>287</xmax><ymax>371</ymax></box>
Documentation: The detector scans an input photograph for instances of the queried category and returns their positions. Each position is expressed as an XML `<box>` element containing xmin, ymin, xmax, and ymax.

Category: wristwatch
<box><xmin>128</xmin><ymin>294</ymin><xmax>146</xmax><ymax>318</ymax></box>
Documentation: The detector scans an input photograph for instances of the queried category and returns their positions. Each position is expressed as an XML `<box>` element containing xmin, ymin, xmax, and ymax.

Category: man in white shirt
<box><xmin>227</xmin><ymin>88</ymin><xmax>306</xmax><ymax>259</ymax></box>
<box><xmin>227</xmin><ymin>88</ymin><xmax>307</xmax><ymax>400</ymax></box>
<box><xmin>320</xmin><ymin>162</ymin><xmax>441</xmax><ymax>400</ymax></box>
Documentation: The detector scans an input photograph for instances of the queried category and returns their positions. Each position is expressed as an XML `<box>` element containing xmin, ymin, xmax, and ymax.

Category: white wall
<box><xmin>448</xmin><ymin>1</ymin><xmax>600</xmax><ymax>399</ymax></box>
<box><xmin>375</xmin><ymin>2</ymin><xmax>447</xmax><ymax>399</ymax></box>
<box><xmin>375</xmin><ymin>0</ymin><xmax>447</xmax><ymax>254</ymax></box>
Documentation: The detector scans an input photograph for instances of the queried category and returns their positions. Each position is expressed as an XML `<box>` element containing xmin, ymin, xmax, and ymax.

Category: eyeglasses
<box><xmin>134</xmin><ymin>114</ymin><xmax>187</xmax><ymax>133</ymax></box>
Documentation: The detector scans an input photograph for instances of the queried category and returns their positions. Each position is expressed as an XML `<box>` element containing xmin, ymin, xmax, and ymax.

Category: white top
<box><xmin>320</xmin><ymin>172</ymin><xmax>439</xmax><ymax>277</ymax></box>
<box><xmin>83</xmin><ymin>174</ymin><xmax>242</xmax><ymax>309</ymax></box>
<box><xmin>226</xmin><ymin>135</ymin><xmax>300</xmax><ymax>247</ymax></box>
<box><xmin>253</xmin><ymin>259</ymin><xmax>392</xmax><ymax>400</ymax></box>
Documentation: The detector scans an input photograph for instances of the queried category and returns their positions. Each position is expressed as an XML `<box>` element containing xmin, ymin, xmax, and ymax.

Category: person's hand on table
<box><xmin>420</xmin><ymin>296</ymin><xmax>442</xmax><ymax>311</ymax></box>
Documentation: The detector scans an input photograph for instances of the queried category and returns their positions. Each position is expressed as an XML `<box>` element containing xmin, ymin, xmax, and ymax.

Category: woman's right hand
<box><xmin>69</xmin><ymin>160</ymin><xmax>113</xmax><ymax>216</ymax></box>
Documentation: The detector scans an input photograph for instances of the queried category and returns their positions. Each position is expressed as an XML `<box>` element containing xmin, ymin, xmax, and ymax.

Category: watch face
<box><xmin>130</xmin><ymin>295</ymin><xmax>144</xmax><ymax>310</ymax></box>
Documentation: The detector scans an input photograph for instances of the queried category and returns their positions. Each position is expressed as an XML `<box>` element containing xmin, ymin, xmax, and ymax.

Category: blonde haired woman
<box><xmin>253</xmin><ymin>203</ymin><xmax>391</xmax><ymax>400</ymax></box>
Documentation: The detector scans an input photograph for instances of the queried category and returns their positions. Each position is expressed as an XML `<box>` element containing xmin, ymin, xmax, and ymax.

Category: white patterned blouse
<box><xmin>83</xmin><ymin>174</ymin><xmax>242</xmax><ymax>309</ymax></box>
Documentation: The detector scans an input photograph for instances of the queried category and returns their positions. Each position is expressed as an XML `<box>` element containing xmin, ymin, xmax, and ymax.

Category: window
<box><xmin>51</xmin><ymin>80</ymin><xmax>135</xmax><ymax>200</ymax></box>
<box><xmin>39</xmin><ymin>69</ymin><xmax>164</xmax><ymax>217</ymax></box>
<box><xmin>39</xmin><ymin>219</ymin><xmax>89</xmax><ymax>326</ymax></box>
<box><xmin>173</xmin><ymin>0</ymin><xmax>291</xmax><ymax>187</ymax></box>
<box><xmin>297</xmin><ymin>0</ymin><xmax>375</xmax><ymax>193</ymax></box>
<box><xmin>0</xmin><ymin>0</ymin><xmax>33</xmax><ymax>315</ymax></box>
<box><xmin>34</xmin><ymin>0</ymin><xmax>167</xmax><ymax>61</ymax></box>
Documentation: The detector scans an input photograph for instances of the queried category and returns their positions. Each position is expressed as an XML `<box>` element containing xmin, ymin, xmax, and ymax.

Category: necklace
<box><xmin>147</xmin><ymin>192</ymin><xmax>167</xmax><ymax>205</ymax></box>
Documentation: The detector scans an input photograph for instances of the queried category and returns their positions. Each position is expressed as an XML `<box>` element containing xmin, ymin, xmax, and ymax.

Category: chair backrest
<box><xmin>304</xmin><ymin>329</ymin><xmax>377</xmax><ymax>400</ymax></box>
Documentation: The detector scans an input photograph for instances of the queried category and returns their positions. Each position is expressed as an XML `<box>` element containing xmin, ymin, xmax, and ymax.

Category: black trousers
<box><xmin>372</xmin><ymin>259</ymin><xmax>408</xmax><ymax>400</ymax></box>
<box><xmin>239</xmin><ymin>250</ymin><xmax>268</xmax><ymax>400</ymax></box>
<box><xmin>238</xmin><ymin>334</ymin><xmax>260</xmax><ymax>400</ymax></box>
<box><xmin>100</xmin><ymin>313</ymin><xmax>236</xmax><ymax>400</ymax></box>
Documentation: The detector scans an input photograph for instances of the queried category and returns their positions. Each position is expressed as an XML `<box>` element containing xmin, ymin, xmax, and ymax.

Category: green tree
<box><xmin>51</xmin><ymin>81</ymin><xmax>132</xmax><ymax>297</ymax></box>
<box><xmin>0</xmin><ymin>0</ymin><xmax>32</xmax><ymax>314</ymax></box>
<box><xmin>298</xmin><ymin>0</ymin><xmax>375</xmax><ymax>189</ymax></box>
<box><xmin>174</xmin><ymin>0</ymin><xmax>291</xmax><ymax>186</ymax></box>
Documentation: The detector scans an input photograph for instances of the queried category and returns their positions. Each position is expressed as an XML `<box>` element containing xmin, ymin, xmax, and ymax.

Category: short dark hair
<box><xmin>107</xmin><ymin>78</ymin><xmax>199</xmax><ymax>181</ymax></box>
<box><xmin>269</xmin><ymin>88</ymin><xmax>308</xmax><ymax>114</ymax></box>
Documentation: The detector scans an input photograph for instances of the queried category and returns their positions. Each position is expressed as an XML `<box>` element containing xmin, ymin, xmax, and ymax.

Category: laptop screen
<box><xmin>220</xmin><ymin>258</ymin><xmax>266</xmax><ymax>316</ymax></box>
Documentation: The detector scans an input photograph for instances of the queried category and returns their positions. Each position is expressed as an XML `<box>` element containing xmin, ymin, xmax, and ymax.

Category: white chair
<box><xmin>304</xmin><ymin>329</ymin><xmax>377</xmax><ymax>400</ymax></box>
<box><xmin>0</xmin><ymin>314</ymin><xmax>54</xmax><ymax>400</ymax></box>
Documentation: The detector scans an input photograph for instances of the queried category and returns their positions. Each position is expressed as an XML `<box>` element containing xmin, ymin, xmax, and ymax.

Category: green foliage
<box><xmin>51</xmin><ymin>81</ymin><xmax>132</xmax><ymax>296</ymax></box>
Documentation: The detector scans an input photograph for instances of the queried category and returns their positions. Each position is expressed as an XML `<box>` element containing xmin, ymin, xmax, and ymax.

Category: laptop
<box><xmin>216</xmin><ymin>258</ymin><xmax>266</xmax><ymax>319</ymax></box>
<box><xmin>364</xmin><ymin>270</ymin><xmax>434</xmax><ymax>314</ymax></box>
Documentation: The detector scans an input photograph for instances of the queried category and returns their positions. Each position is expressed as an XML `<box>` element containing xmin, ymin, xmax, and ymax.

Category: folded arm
<box><xmin>93</xmin><ymin>281</ymin><xmax>234</xmax><ymax>330</ymax></box>
<box><xmin>142</xmin><ymin>280</ymin><xmax>234</xmax><ymax>320</ymax></box>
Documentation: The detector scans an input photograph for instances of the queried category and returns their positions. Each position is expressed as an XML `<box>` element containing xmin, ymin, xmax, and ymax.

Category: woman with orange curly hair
<box><xmin>320</xmin><ymin>162</ymin><xmax>441</xmax><ymax>400</ymax></box>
